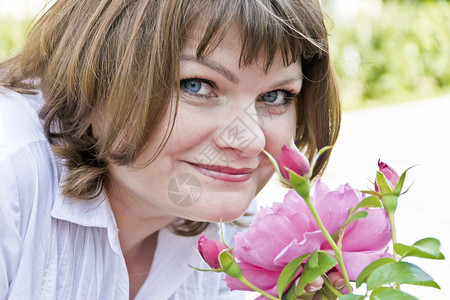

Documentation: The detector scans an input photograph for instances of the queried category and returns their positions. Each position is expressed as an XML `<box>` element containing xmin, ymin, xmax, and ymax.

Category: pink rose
<box><xmin>278</xmin><ymin>145</ymin><xmax>311</xmax><ymax>180</ymax></box>
<box><xmin>225</xmin><ymin>180</ymin><xmax>391</xmax><ymax>298</ymax></box>
<box><xmin>375</xmin><ymin>159</ymin><xmax>399</xmax><ymax>192</ymax></box>
<box><xmin>198</xmin><ymin>235</ymin><xmax>227</xmax><ymax>269</ymax></box>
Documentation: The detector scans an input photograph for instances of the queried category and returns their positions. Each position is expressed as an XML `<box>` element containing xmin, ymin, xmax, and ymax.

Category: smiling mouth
<box><xmin>188</xmin><ymin>163</ymin><xmax>254</xmax><ymax>182</ymax></box>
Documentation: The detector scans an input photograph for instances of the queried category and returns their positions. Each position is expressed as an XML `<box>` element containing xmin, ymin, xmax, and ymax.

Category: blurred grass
<box><xmin>1</xmin><ymin>2</ymin><xmax>449</xmax><ymax>110</ymax></box>
<box><xmin>327</xmin><ymin>1</ymin><xmax>450</xmax><ymax>110</ymax></box>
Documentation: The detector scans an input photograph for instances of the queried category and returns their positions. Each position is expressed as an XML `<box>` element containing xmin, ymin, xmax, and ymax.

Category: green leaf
<box><xmin>277</xmin><ymin>253</ymin><xmax>312</xmax><ymax>298</ymax></box>
<box><xmin>289</xmin><ymin>169</ymin><xmax>307</xmax><ymax>186</ymax></box>
<box><xmin>317</xmin><ymin>145</ymin><xmax>333</xmax><ymax>159</ymax></box>
<box><xmin>338</xmin><ymin>294</ymin><xmax>365</xmax><ymax>300</ymax></box>
<box><xmin>412</xmin><ymin>238</ymin><xmax>445</xmax><ymax>259</ymax></box>
<box><xmin>370</xmin><ymin>287</ymin><xmax>418</xmax><ymax>300</ymax></box>
<box><xmin>395</xmin><ymin>238</ymin><xmax>445</xmax><ymax>260</ymax></box>
<box><xmin>262</xmin><ymin>149</ymin><xmax>282</xmax><ymax>177</ymax></box>
<box><xmin>369</xmin><ymin>286</ymin><xmax>390</xmax><ymax>299</ymax></box>
<box><xmin>376</xmin><ymin>171</ymin><xmax>392</xmax><ymax>194</ymax></box>
<box><xmin>354</xmin><ymin>196</ymin><xmax>383</xmax><ymax>210</ymax></box>
<box><xmin>393</xmin><ymin>169</ymin><xmax>407</xmax><ymax>196</ymax></box>
<box><xmin>356</xmin><ymin>257</ymin><xmax>396</xmax><ymax>288</ymax></box>
<box><xmin>331</xmin><ymin>230</ymin><xmax>340</xmax><ymax>243</ymax></box>
<box><xmin>188</xmin><ymin>264</ymin><xmax>223</xmax><ymax>272</ymax></box>
<box><xmin>284</xmin><ymin>284</ymin><xmax>298</xmax><ymax>300</ymax></box>
<box><xmin>345</xmin><ymin>211</ymin><xmax>369</xmax><ymax>227</ymax></box>
<box><xmin>366</xmin><ymin>261</ymin><xmax>441</xmax><ymax>290</ymax></box>
<box><xmin>360</xmin><ymin>190</ymin><xmax>382</xmax><ymax>197</ymax></box>
<box><xmin>295</xmin><ymin>253</ymin><xmax>337</xmax><ymax>296</ymax></box>
<box><xmin>394</xmin><ymin>243</ymin><xmax>414</xmax><ymax>257</ymax></box>
<box><xmin>308</xmin><ymin>145</ymin><xmax>333</xmax><ymax>177</ymax></box>
<box><xmin>393</xmin><ymin>166</ymin><xmax>414</xmax><ymax>196</ymax></box>
<box><xmin>308</xmin><ymin>251</ymin><xmax>319</xmax><ymax>268</ymax></box>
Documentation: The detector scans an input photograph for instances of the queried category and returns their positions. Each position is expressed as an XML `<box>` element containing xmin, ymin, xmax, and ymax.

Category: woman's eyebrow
<box><xmin>269</xmin><ymin>75</ymin><xmax>303</xmax><ymax>90</ymax></box>
<box><xmin>180</xmin><ymin>54</ymin><xmax>240</xmax><ymax>84</ymax></box>
<box><xmin>270</xmin><ymin>73</ymin><xmax>303</xmax><ymax>88</ymax></box>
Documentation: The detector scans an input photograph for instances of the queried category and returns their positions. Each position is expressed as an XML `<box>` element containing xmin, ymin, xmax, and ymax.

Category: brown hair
<box><xmin>0</xmin><ymin>0</ymin><xmax>340</xmax><ymax>235</ymax></box>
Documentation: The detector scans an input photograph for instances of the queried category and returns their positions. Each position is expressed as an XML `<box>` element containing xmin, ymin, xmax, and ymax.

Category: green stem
<box><xmin>304</xmin><ymin>195</ymin><xmax>353</xmax><ymax>293</ymax></box>
<box><xmin>238</xmin><ymin>276</ymin><xmax>280</xmax><ymax>300</ymax></box>
<box><xmin>387</xmin><ymin>211</ymin><xmax>401</xmax><ymax>290</ymax></box>
<box><xmin>388</xmin><ymin>211</ymin><xmax>399</xmax><ymax>262</ymax></box>
<box><xmin>322</xmin><ymin>276</ymin><xmax>344</xmax><ymax>298</ymax></box>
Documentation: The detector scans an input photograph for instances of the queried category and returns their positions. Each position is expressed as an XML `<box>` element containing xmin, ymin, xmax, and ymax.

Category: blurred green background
<box><xmin>1</xmin><ymin>0</ymin><xmax>449</xmax><ymax>110</ymax></box>
<box><xmin>325</xmin><ymin>0</ymin><xmax>450</xmax><ymax>109</ymax></box>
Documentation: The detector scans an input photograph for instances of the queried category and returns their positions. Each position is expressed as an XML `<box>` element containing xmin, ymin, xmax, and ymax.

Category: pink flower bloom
<box><xmin>375</xmin><ymin>159</ymin><xmax>400</xmax><ymax>192</ymax></box>
<box><xmin>278</xmin><ymin>145</ymin><xmax>310</xmax><ymax>180</ymax></box>
<box><xmin>198</xmin><ymin>235</ymin><xmax>227</xmax><ymax>269</ymax></box>
<box><xmin>225</xmin><ymin>180</ymin><xmax>391</xmax><ymax>298</ymax></box>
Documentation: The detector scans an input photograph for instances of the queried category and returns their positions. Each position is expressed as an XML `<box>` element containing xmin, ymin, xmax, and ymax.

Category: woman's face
<box><xmin>108</xmin><ymin>25</ymin><xmax>302</xmax><ymax>223</ymax></box>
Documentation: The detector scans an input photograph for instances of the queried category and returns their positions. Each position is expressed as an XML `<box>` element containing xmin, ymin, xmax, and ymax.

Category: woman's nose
<box><xmin>213</xmin><ymin>104</ymin><xmax>266</xmax><ymax>158</ymax></box>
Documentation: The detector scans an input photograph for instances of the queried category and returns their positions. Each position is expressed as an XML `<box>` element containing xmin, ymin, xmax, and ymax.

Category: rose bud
<box><xmin>375</xmin><ymin>160</ymin><xmax>400</xmax><ymax>192</ymax></box>
<box><xmin>198</xmin><ymin>235</ymin><xmax>228</xmax><ymax>269</ymax></box>
<box><xmin>278</xmin><ymin>145</ymin><xmax>311</xmax><ymax>180</ymax></box>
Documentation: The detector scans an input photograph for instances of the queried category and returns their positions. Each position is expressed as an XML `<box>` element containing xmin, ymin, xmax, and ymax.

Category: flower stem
<box><xmin>388</xmin><ymin>211</ymin><xmax>399</xmax><ymax>262</ymax></box>
<box><xmin>304</xmin><ymin>195</ymin><xmax>353</xmax><ymax>293</ymax></box>
<box><xmin>238</xmin><ymin>276</ymin><xmax>280</xmax><ymax>300</ymax></box>
<box><xmin>387</xmin><ymin>211</ymin><xmax>401</xmax><ymax>290</ymax></box>
<box><xmin>322</xmin><ymin>276</ymin><xmax>344</xmax><ymax>298</ymax></box>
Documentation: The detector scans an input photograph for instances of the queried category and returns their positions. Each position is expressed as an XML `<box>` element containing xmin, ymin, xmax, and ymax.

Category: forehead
<box><xmin>181</xmin><ymin>21</ymin><xmax>301</xmax><ymax>74</ymax></box>
<box><xmin>181</xmin><ymin>22</ymin><xmax>240</xmax><ymax>58</ymax></box>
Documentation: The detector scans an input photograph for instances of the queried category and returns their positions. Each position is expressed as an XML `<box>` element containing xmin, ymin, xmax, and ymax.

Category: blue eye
<box><xmin>182</xmin><ymin>80</ymin><xmax>202</xmax><ymax>93</ymax></box>
<box><xmin>180</xmin><ymin>78</ymin><xmax>215</xmax><ymax>98</ymax></box>
<box><xmin>260</xmin><ymin>90</ymin><xmax>297</xmax><ymax>106</ymax></box>
<box><xmin>261</xmin><ymin>91</ymin><xmax>279</xmax><ymax>103</ymax></box>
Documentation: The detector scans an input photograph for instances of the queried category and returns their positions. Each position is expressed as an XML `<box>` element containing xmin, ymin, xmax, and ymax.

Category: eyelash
<box><xmin>261</xmin><ymin>90</ymin><xmax>298</xmax><ymax>107</ymax></box>
<box><xmin>179</xmin><ymin>77</ymin><xmax>298</xmax><ymax>107</ymax></box>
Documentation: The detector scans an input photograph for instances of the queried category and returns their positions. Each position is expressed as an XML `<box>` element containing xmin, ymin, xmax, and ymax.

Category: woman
<box><xmin>0</xmin><ymin>0</ymin><xmax>340</xmax><ymax>299</ymax></box>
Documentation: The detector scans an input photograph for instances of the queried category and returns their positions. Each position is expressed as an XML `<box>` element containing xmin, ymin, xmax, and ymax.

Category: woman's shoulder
<box><xmin>0</xmin><ymin>87</ymin><xmax>61</xmax><ymax>236</ymax></box>
<box><xmin>0</xmin><ymin>87</ymin><xmax>48</xmax><ymax>159</ymax></box>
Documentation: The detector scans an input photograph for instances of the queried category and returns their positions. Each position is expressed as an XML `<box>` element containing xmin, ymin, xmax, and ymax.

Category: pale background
<box><xmin>0</xmin><ymin>0</ymin><xmax>54</xmax><ymax>19</ymax></box>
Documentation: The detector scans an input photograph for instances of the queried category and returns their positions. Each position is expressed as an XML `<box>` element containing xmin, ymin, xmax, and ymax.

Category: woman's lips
<box><xmin>189</xmin><ymin>163</ymin><xmax>254</xmax><ymax>182</ymax></box>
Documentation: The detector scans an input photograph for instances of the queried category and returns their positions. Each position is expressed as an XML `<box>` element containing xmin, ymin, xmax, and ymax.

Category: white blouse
<box><xmin>0</xmin><ymin>88</ymin><xmax>247</xmax><ymax>300</ymax></box>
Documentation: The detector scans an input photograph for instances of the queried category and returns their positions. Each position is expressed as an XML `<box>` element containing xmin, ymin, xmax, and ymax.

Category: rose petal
<box><xmin>312</xmin><ymin>181</ymin><xmax>364</xmax><ymax>234</ymax></box>
<box><xmin>234</xmin><ymin>211</ymin><xmax>310</xmax><ymax>270</ymax></box>
<box><xmin>254</xmin><ymin>286</ymin><xmax>279</xmax><ymax>300</ymax></box>
<box><xmin>224</xmin><ymin>262</ymin><xmax>281</xmax><ymax>292</ymax></box>
<box><xmin>198</xmin><ymin>235</ymin><xmax>227</xmax><ymax>269</ymax></box>
<box><xmin>376</xmin><ymin>160</ymin><xmax>400</xmax><ymax>191</ymax></box>
<box><xmin>274</xmin><ymin>231</ymin><xmax>325</xmax><ymax>266</ymax></box>
<box><xmin>278</xmin><ymin>145</ymin><xmax>310</xmax><ymax>179</ymax></box>
<box><xmin>234</xmin><ymin>192</ymin><xmax>312</xmax><ymax>270</ymax></box>
<box><xmin>342</xmin><ymin>209</ymin><xmax>391</xmax><ymax>251</ymax></box>
<box><xmin>338</xmin><ymin>248</ymin><xmax>390</xmax><ymax>280</ymax></box>
<box><xmin>313</xmin><ymin>178</ymin><xmax>330</xmax><ymax>200</ymax></box>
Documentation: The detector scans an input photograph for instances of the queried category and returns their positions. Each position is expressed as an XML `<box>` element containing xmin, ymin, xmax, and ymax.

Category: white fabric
<box><xmin>0</xmin><ymin>88</ymin><xmax>246</xmax><ymax>300</ymax></box>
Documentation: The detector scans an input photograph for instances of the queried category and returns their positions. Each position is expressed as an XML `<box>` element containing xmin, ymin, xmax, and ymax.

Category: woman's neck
<box><xmin>108</xmin><ymin>191</ymin><xmax>175</xmax><ymax>255</ymax></box>
<box><xmin>124</xmin><ymin>231</ymin><xmax>159</xmax><ymax>299</ymax></box>
<box><xmin>108</xmin><ymin>191</ymin><xmax>175</xmax><ymax>299</ymax></box>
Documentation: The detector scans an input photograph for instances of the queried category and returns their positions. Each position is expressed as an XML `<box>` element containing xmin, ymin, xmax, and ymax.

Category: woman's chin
<box><xmin>207</xmin><ymin>191</ymin><xmax>254</xmax><ymax>221</ymax></box>
<box><xmin>186</xmin><ymin>199</ymin><xmax>253</xmax><ymax>224</ymax></box>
